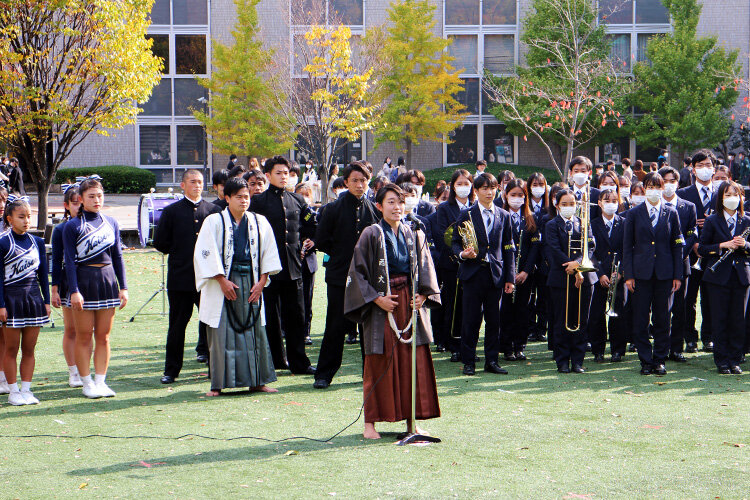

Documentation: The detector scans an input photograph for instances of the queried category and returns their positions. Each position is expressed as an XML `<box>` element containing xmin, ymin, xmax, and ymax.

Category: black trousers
<box><xmin>531</xmin><ymin>271</ymin><xmax>549</xmax><ymax>337</ymax></box>
<box><xmin>669</xmin><ymin>278</ymin><xmax>688</xmax><ymax>353</ymax></box>
<box><xmin>164</xmin><ymin>290</ymin><xmax>208</xmax><ymax>378</ymax></box>
<box><xmin>550</xmin><ymin>283</ymin><xmax>592</xmax><ymax>368</ymax></box>
<box><xmin>430</xmin><ymin>267</ymin><xmax>446</xmax><ymax>347</ymax></box>
<box><xmin>315</xmin><ymin>284</ymin><xmax>356</xmax><ymax>383</ymax></box>
<box><xmin>500</xmin><ymin>279</ymin><xmax>532</xmax><ymax>354</ymax></box>
<box><xmin>460</xmin><ymin>271</ymin><xmax>502</xmax><ymax>366</ymax></box>
<box><xmin>632</xmin><ymin>278</ymin><xmax>673</xmax><ymax>366</ymax></box>
<box><xmin>685</xmin><ymin>266</ymin><xmax>712</xmax><ymax>345</ymax></box>
<box><xmin>705</xmin><ymin>273</ymin><xmax>748</xmax><ymax>368</ymax></box>
<box><xmin>439</xmin><ymin>267</ymin><xmax>463</xmax><ymax>353</ymax></box>
<box><xmin>302</xmin><ymin>266</ymin><xmax>315</xmax><ymax>337</ymax></box>
<box><xmin>589</xmin><ymin>281</ymin><xmax>626</xmax><ymax>356</ymax></box>
<box><xmin>262</xmin><ymin>278</ymin><xmax>311</xmax><ymax>373</ymax></box>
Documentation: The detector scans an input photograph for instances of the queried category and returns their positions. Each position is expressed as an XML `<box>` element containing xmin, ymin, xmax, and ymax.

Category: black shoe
<box><xmin>435</xmin><ymin>343</ymin><xmax>446</xmax><ymax>353</ymax></box>
<box><xmin>703</xmin><ymin>342</ymin><xmax>714</xmax><ymax>352</ymax></box>
<box><xmin>628</xmin><ymin>343</ymin><xmax>637</xmax><ymax>353</ymax></box>
<box><xmin>484</xmin><ymin>362</ymin><xmax>509</xmax><ymax>374</ymax></box>
<box><xmin>653</xmin><ymin>364</ymin><xmax>667</xmax><ymax>375</ymax></box>
<box><xmin>558</xmin><ymin>365</ymin><xmax>570</xmax><ymax>373</ymax></box>
<box><xmin>196</xmin><ymin>354</ymin><xmax>208</xmax><ymax>363</ymax></box>
<box><xmin>313</xmin><ymin>379</ymin><xmax>329</xmax><ymax>389</ymax></box>
<box><xmin>345</xmin><ymin>333</ymin><xmax>358</xmax><ymax>344</ymax></box>
<box><xmin>640</xmin><ymin>365</ymin><xmax>652</xmax><ymax>375</ymax></box>
<box><xmin>685</xmin><ymin>342</ymin><xmax>698</xmax><ymax>353</ymax></box>
<box><xmin>515</xmin><ymin>351</ymin><xmax>527</xmax><ymax>361</ymax></box>
<box><xmin>463</xmin><ymin>364</ymin><xmax>476</xmax><ymax>376</ymax></box>
<box><xmin>611</xmin><ymin>353</ymin><xmax>623</xmax><ymax>362</ymax></box>
<box><xmin>301</xmin><ymin>365</ymin><xmax>316</xmax><ymax>375</ymax></box>
<box><xmin>730</xmin><ymin>365</ymin><xmax>742</xmax><ymax>374</ymax></box>
<box><xmin>669</xmin><ymin>352</ymin><xmax>687</xmax><ymax>363</ymax></box>
<box><xmin>160</xmin><ymin>375</ymin><xmax>175</xmax><ymax>384</ymax></box>
<box><xmin>718</xmin><ymin>366</ymin><xmax>731</xmax><ymax>375</ymax></box>
<box><xmin>504</xmin><ymin>353</ymin><xmax>517</xmax><ymax>361</ymax></box>
<box><xmin>593</xmin><ymin>354</ymin><xmax>605</xmax><ymax>363</ymax></box>
<box><xmin>304</xmin><ymin>336</ymin><xmax>313</xmax><ymax>346</ymax></box>
<box><xmin>571</xmin><ymin>365</ymin><xmax>585</xmax><ymax>373</ymax></box>
<box><xmin>450</xmin><ymin>352</ymin><xmax>461</xmax><ymax>363</ymax></box>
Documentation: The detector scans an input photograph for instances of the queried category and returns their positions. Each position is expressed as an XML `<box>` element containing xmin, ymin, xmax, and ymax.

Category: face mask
<box><xmin>596</xmin><ymin>169</ymin><xmax>604</xmax><ymax>175</ymax></box>
<box><xmin>723</xmin><ymin>196</ymin><xmax>740</xmax><ymax>211</ymax></box>
<box><xmin>712</xmin><ymin>180</ymin><xmax>725</xmax><ymax>190</ymax></box>
<box><xmin>232</xmin><ymin>158</ymin><xmax>237</xmax><ymax>164</ymax></box>
<box><xmin>289</xmin><ymin>176</ymin><xmax>298</xmax><ymax>186</ymax></box>
<box><xmin>415</xmin><ymin>185</ymin><xmax>423</xmax><ymax>199</ymax></box>
<box><xmin>559</xmin><ymin>206</ymin><xmax>576</xmax><ymax>219</ymax></box>
<box><xmin>663</xmin><ymin>182</ymin><xmax>677</xmax><ymax>197</ymax></box>
<box><xmin>631</xmin><ymin>195</ymin><xmax>646</xmax><ymax>205</ymax></box>
<box><xmin>454</xmin><ymin>185</ymin><xmax>472</xmax><ymax>199</ymax></box>
<box><xmin>695</xmin><ymin>167</ymin><xmax>714</xmax><ymax>182</ymax></box>
<box><xmin>646</xmin><ymin>189</ymin><xmax>663</xmax><ymax>203</ymax></box>
<box><xmin>404</xmin><ymin>196</ymin><xmax>419</xmax><ymax>212</ymax></box>
<box><xmin>304</xmin><ymin>197</ymin><xmax>313</xmax><ymax>206</ymax></box>
<box><xmin>620</xmin><ymin>187</ymin><xmax>631</xmax><ymax>198</ymax></box>
<box><xmin>599</xmin><ymin>184</ymin><xmax>616</xmax><ymax>192</ymax></box>
<box><xmin>602</xmin><ymin>202</ymin><xmax>619</xmax><ymax>216</ymax></box>
<box><xmin>508</xmin><ymin>196</ymin><xmax>524</xmax><ymax>210</ymax></box>
<box><xmin>572</xmin><ymin>172</ymin><xmax>589</xmax><ymax>186</ymax></box>
<box><xmin>334</xmin><ymin>189</ymin><xmax>345</xmax><ymax>197</ymax></box>
<box><xmin>531</xmin><ymin>186</ymin><xmax>546</xmax><ymax>198</ymax></box>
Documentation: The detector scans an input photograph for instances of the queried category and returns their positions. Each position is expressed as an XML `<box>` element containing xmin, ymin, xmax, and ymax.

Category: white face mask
<box><xmin>695</xmin><ymin>167</ymin><xmax>714</xmax><ymax>182</ymax></box>
<box><xmin>646</xmin><ymin>189</ymin><xmax>663</xmax><ymax>203</ymax></box>
<box><xmin>415</xmin><ymin>185</ymin><xmax>423</xmax><ymax>199</ymax></box>
<box><xmin>531</xmin><ymin>186</ymin><xmax>546</xmax><ymax>198</ymax></box>
<box><xmin>404</xmin><ymin>196</ymin><xmax>419</xmax><ymax>212</ymax></box>
<box><xmin>663</xmin><ymin>182</ymin><xmax>678</xmax><ymax>198</ymax></box>
<box><xmin>508</xmin><ymin>196</ymin><xmax>524</xmax><ymax>210</ymax></box>
<box><xmin>572</xmin><ymin>172</ymin><xmax>589</xmax><ymax>186</ymax></box>
<box><xmin>454</xmin><ymin>185</ymin><xmax>472</xmax><ymax>199</ymax></box>
<box><xmin>631</xmin><ymin>195</ymin><xmax>646</xmax><ymax>205</ymax></box>
<box><xmin>334</xmin><ymin>189</ymin><xmax>346</xmax><ymax>197</ymax></box>
<box><xmin>620</xmin><ymin>187</ymin><xmax>631</xmax><ymax>199</ymax></box>
<box><xmin>602</xmin><ymin>202</ymin><xmax>619</xmax><ymax>216</ymax></box>
<box><xmin>559</xmin><ymin>206</ymin><xmax>577</xmax><ymax>219</ymax></box>
<box><xmin>599</xmin><ymin>184</ymin><xmax>616</xmax><ymax>192</ymax></box>
<box><xmin>712</xmin><ymin>180</ymin><xmax>725</xmax><ymax>190</ymax></box>
<box><xmin>723</xmin><ymin>196</ymin><xmax>740</xmax><ymax>211</ymax></box>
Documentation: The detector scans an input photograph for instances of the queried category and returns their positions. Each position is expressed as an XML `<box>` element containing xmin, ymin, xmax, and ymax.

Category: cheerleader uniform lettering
<box><xmin>0</xmin><ymin>231</ymin><xmax>50</xmax><ymax>328</ymax></box>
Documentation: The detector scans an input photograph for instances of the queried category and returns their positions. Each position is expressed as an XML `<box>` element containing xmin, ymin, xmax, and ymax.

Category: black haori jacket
<box><xmin>344</xmin><ymin>223</ymin><xmax>441</xmax><ymax>355</ymax></box>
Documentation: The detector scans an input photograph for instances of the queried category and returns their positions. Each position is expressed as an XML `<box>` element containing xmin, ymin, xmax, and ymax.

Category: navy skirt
<box><xmin>69</xmin><ymin>264</ymin><xmax>120</xmax><ymax>310</ymax></box>
<box><xmin>4</xmin><ymin>277</ymin><xmax>49</xmax><ymax>328</ymax></box>
<box><xmin>59</xmin><ymin>270</ymin><xmax>70</xmax><ymax>308</ymax></box>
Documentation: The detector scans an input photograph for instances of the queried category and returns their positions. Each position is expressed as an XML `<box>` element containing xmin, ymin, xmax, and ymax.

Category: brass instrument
<box><xmin>457</xmin><ymin>219</ymin><xmax>479</xmax><ymax>254</ymax></box>
<box><xmin>512</xmin><ymin>229</ymin><xmax>523</xmax><ymax>303</ymax></box>
<box><xmin>606</xmin><ymin>253</ymin><xmax>620</xmax><ymax>317</ymax></box>
<box><xmin>708</xmin><ymin>226</ymin><xmax>750</xmax><ymax>272</ymax></box>
<box><xmin>565</xmin><ymin>181</ymin><xmax>596</xmax><ymax>332</ymax></box>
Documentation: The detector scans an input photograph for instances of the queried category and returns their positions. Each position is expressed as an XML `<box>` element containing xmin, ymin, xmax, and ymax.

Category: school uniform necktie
<box><xmin>701</xmin><ymin>187</ymin><xmax>710</xmax><ymax>207</ymax></box>
<box><xmin>576</xmin><ymin>190</ymin><xmax>582</xmax><ymax>201</ymax></box>
<box><xmin>483</xmin><ymin>209</ymin><xmax>493</xmax><ymax>236</ymax></box>
<box><xmin>512</xmin><ymin>213</ymin><xmax>520</xmax><ymax>233</ymax></box>
<box><xmin>728</xmin><ymin>217</ymin><xmax>736</xmax><ymax>236</ymax></box>
<box><xmin>650</xmin><ymin>207</ymin><xmax>658</xmax><ymax>227</ymax></box>
<box><xmin>606</xmin><ymin>220</ymin><xmax>613</xmax><ymax>237</ymax></box>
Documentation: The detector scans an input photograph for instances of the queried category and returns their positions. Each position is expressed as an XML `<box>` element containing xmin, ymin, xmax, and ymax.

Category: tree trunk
<box><xmin>405</xmin><ymin>139</ymin><xmax>413</xmax><ymax>169</ymax></box>
<box><xmin>36</xmin><ymin>179</ymin><xmax>51</xmax><ymax>231</ymax></box>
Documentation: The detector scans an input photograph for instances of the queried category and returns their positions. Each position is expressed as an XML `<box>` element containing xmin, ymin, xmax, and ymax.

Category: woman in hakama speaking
<box><xmin>344</xmin><ymin>183</ymin><xmax>441</xmax><ymax>439</ymax></box>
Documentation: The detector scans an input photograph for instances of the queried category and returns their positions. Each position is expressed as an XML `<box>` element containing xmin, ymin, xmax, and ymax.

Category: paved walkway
<box><xmin>29</xmin><ymin>193</ymin><xmax>142</xmax><ymax>230</ymax></box>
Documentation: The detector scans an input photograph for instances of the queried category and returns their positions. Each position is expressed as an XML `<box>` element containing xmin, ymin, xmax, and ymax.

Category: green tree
<box><xmin>194</xmin><ymin>0</ymin><xmax>291</xmax><ymax>159</ymax></box>
<box><xmin>484</xmin><ymin>0</ymin><xmax>631</xmax><ymax>180</ymax></box>
<box><xmin>0</xmin><ymin>0</ymin><xmax>162</xmax><ymax>226</ymax></box>
<box><xmin>631</xmin><ymin>0</ymin><xmax>740</xmax><ymax>164</ymax></box>
<box><xmin>372</xmin><ymin>0</ymin><xmax>467</xmax><ymax>167</ymax></box>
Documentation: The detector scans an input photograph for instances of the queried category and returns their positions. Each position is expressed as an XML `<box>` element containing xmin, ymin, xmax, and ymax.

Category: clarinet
<box><xmin>709</xmin><ymin>226</ymin><xmax>750</xmax><ymax>272</ymax></box>
<box><xmin>513</xmin><ymin>229</ymin><xmax>523</xmax><ymax>303</ymax></box>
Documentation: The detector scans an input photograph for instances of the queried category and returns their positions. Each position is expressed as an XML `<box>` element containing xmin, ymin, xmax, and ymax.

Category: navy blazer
<box><xmin>535</xmin><ymin>212</ymin><xmax>552</xmax><ymax>276</ymax></box>
<box><xmin>665</xmin><ymin>197</ymin><xmax>697</xmax><ymax>275</ymax></box>
<box><xmin>451</xmin><ymin>203</ymin><xmax>515</xmax><ymax>288</ymax></box>
<box><xmin>507</xmin><ymin>211</ymin><xmax>540</xmax><ymax>275</ymax></box>
<box><xmin>591</xmin><ymin>215</ymin><xmax>624</xmax><ymax>280</ymax></box>
<box><xmin>419</xmin><ymin>212</ymin><xmax>440</xmax><ymax>265</ymax></box>
<box><xmin>416</xmin><ymin>199</ymin><xmax>436</xmax><ymax>218</ymax></box>
<box><xmin>676</xmin><ymin>184</ymin><xmax>717</xmax><ymax>220</ymax></box>
<box><xmin>623</xmin><ymin>203</ymin><xmax>684</xmax><ymax>281</ymax></box>
<box><xmin>571</xmin><ymin>185</ymin><xmax>601</xmax><ymax>219</ymax></box>
<box><xmin>433</xmin><ymin>199</ymin><xmax>471</xmax><ymax>271</ymax></box>
<box><xmin>698</xmin><ymin>213</ymin><xmax>750</xmax><ymax>286</ymax></box>
<box><xmin>544</xmin><ymin>215</ymin><xmax>597</xmax><ymax>288</ymax></box>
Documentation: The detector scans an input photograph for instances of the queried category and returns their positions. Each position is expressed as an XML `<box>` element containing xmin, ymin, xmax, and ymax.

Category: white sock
<box><xmin>20</xmin><ymin>381</ymin><xmax>31</xmax><ymax>392</ymax></box>
<box><xmin>94</xmin><ymin>374</ymin><xmax>106</xmax><ymax>385</ymax></box>
<box><xmin>0</xmin><ymin>371</ymin><xmax>6</xmax><ymax>383</ymax></box>
<box><xmin>8</xmin><ymin>383</ymin><xmax>19</xmax><ymax>394</ymax></box>
<box><xmin>68</xmin><ymin>366</ymin><xmax>79</xmax><ymax>376</ymax></box>
<box><xmin>81</xmin><ymin>374</ymin><xmax>93</xmax><ymax>386</ymax></box>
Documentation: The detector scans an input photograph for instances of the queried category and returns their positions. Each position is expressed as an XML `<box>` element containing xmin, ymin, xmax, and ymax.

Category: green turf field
<box><xmin>2</xmin><ymin>251</ymin><xmax>747</xmax><ymax>498</ymax></box>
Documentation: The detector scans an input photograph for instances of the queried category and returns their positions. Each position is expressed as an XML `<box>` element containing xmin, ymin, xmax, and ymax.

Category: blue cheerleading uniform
<box><xmin>62</xmin><ymin>211</ymin><xmax>127</xmax><ymax>310</ymax></box>
<box><xmin>51</xmin><ymin>220</ymin><xmax>71</xmax><ymax>307</ymax></box>
<box><xmin>0</xmin><ymin>230</ymin><xmax>50</xmax><ymax>328</ymax></box>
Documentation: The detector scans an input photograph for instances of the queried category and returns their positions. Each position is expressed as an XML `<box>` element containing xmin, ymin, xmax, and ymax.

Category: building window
<box><xmin>484</xmin><ymin>124</ymin><xmax>513</xmax><ymax>164</ymax></box>
<box><xmin>607</xmin><ymin>33</ymin><xmax>631</xmax><ymax>71</ymax></box>
<box><xmin>447</xmin><ymin>125</ymin><xmax>478</xmax><ymax>164</ymax></box>
<box><xmin>635</xmin><ymin>0</ymin><xmax>669</xmax><ymax>24</ymax></box>
<box><xmin>174</xmin><ymin>79</ymin><xmax>207</xmax><ymax>116</ymax></box>
<box><xmin>140</xmin><ymin>125</ymin><xmax>172</xmax><ymax>166</ymax></box>
<box><xmin>172</xmin><ymin>0</ymin><xmax>208</xmax><ymax>25</ymax></box>
<box><xmin>449</xmin><ymin>35</ymin><xmax>478</xmax><ymax>74</ymax></box>
<box><xmin>141</xmin><ymin>79</ymin><xmax>172</xmax><ymax>116</ymax></box>
<box><xmin>446</xmin><ymin>0</ymin><xmax>480</xmax><ymax>25</ymax></box>
<box><xmin>599</xmin><ymin>0</ymin><xmax>633</xmax><ymax>24</ymax></box>
<box><xmin>602</xmin><ymin>138</ymin><xmax>630</xmax><ymax>163</ymax></box>
<box><xmin>329</xmin><ymin>0</ymin><xmax>363</xmax><ymax>25</ymax></box>
<box><xmin>149</xmin><ymin>0</ymin><xmax>171</xmax><ymax>25</ymax></box>
<box><xmin>457</xmin><ymin>78</ymin><xmax>480</xmax><ymax>115</ymax></box>
<box><xmin>176</xmin><ymin>125</ymin><xmax>206</xmax><ymax>165</ymax></box>
<box><xmin>483</xmin><ymin>0</ymin><xmax>516</xmax><ymax>25</ymax></box>
<box><xmin>636</xmin><ymin>33</ymin><xmax>659</xmax><ymax>62</ymax></box>
<box><xmin>484</xmin><ymin>34</ymin><xmax>514</xmax><ymax>73</ymax></box>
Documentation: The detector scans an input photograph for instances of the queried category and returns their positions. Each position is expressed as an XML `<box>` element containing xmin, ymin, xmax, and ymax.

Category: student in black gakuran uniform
<box><xmin>249</xmin><ymin>156</ymin><xmax>315</xmax><ymax>375</ymax></box>
<box><xmin>568</xmin><ymin>156</ymin><xmax>600</xmax><ymax>220</ymax></box>
<box><xmin>526</xmin><ymin>173</ymin><xmax>549</xmax><ymax>342</ymax></box>
<box><xmin>451</xmin><ymin>173</ymin><xmax>515</xmax><ymax>377</ymax></box>
<box><xmin>623</xmin><ymin>172</ymin><xmax>684</xmax><ymax>376</ymax></box>
<box><xmin>153</xmin><ymin>169</ymin><xmax>221</xmax><ymax>384</ymax></box>
<box><xmin>698</xmin><ymin>181</ymin><xmax>749</xmax><ymax>374</ymax></box>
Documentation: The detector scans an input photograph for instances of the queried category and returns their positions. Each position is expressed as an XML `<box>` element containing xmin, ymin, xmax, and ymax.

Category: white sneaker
<box><xmin>8</xmin><ymin>392</ymin><xmax>27</xmax><ymax>406</ymax></box>
<box><xmin>96</xmin><ymin>382</ymin><xmax>116</xmax><ymax>398</ymax></box>
<box><xmin>68</xmin><ymin>373</ymin><xmax>83</xmax><ymax>388</ymax></box>
<box><xmin>0</xmin><ymin>381</ymin><xmax>9</xmax><ymax>394</ymax></box>
<box><xmin>82</xmin><ymin>383</ymin><xmax>102</xmax><ymax>399</ymax></box>
<box><xmin>21</xmin><ymin>390</ymin><xmax>39</xmax><ymax>404</ymax></box>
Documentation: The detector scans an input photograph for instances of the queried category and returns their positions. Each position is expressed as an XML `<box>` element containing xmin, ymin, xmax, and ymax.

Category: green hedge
<box><xmin>422</xmin><ymin>163</ymin><xmax>560</xmax><ymax>193</ymax></box>
<box><xmin>54</xmin><ymin>166</ymin><xmax>156</xmax><ymax>194</ymax></box>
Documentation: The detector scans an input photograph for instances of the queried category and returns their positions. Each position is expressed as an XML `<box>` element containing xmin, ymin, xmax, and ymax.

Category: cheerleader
<box><xmin>698</xmin><ymin>181</ymin><xmax>748</xmax><ymax>374</ymax></box>
<box><xmin>623</xmin><ymin>172</ymin><xmax>684</xmax><ymax>375</ymax></box>
<box><xmin>545</xmin><ymin>188</ymin><xmax>596</xmax><ymax>373</ymax></box>
<box><xmin>0</xmin><ymin>199</ymin><xmax>50</xmax><ymax>405</ymax></box>
<box><xmin>63</xmin><ymin>178</ymin><xmax>128</xmax><ymax>398</ymax></box>
<box><xmin>501</xmin><ymin>179</ymin><xmax>540</xmax><ymax>360</ymax></box>
<box><xmin>0</xmin><ymin>187</ymin><xmax>10</xmax><ymax>395</ymax></box>
<box><xmin>51</xmin><ymin>186</ymin><xmax>92</xmax><ymax>387</ymax></box>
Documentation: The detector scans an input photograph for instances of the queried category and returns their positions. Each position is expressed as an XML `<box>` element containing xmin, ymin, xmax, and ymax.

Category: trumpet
<box><xmin>457</xmin><ymin>219</ymin><xmax>479</xmax><ymax>254</ymax></box>
<box><xmin>512</xmin><ymin>229</ymin><xmax>523</xmax><ymax>303</ymax></box>
<box><xmin>708</xmin><ymin>226</ymin><xmax>750</xmax><ymax>272</ymax></box>
<box><xmin>566</xmin><ymin>181</ymin><xmax>596</xmax><ymax>332</ymax></box>
<box><xmin>606</xmin><ymin>253</ymin><xmax>620</xmax><ymax>317</ymax></box>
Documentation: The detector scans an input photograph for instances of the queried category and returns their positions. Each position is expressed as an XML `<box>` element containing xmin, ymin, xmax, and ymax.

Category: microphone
<box><xmin>406</xmin><ymin>212</ymin><xmax>425</xmax><ymax>231</ymax></box>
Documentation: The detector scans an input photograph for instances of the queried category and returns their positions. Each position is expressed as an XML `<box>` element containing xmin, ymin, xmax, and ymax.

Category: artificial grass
<box><xmin>1</xmin><ymin>251</ymin><xmax>748</xmax><ymax>499</ymax></box>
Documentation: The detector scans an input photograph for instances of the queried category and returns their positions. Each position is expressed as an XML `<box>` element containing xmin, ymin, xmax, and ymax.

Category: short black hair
<box><xmin>212</xmin><ymin>169</ymin><xmax>229</xmax><ymax>187</ymax></box>
<box><xmin>242</xmin><ymin>169</ymin><xmax>265</xmax><ymax>182</ymax></box>
<box><xmin>342</xmin><ymin>161</ymin><xmax>371</xmax><ymax>180</ymax></box>
<box><xmin>229</xmin><ymin>154</ymin><xmax>237</xmax><ymax>160</ymax></box>
<box><xmin>228</xmin><ymin>165</ymin><xmax>247</xmax><ymax>178</ymax></box>
<box><xmin>397</xmin><ymin>156</ymin><xmax>405</xmax><ymax>166</ymax></box>
<box><xmin>473</xmin><ymin>172</ymin><xmax>498</xmax><ymax>190</ymax></box>
<box><xmin>224</xmin><ymin>177</ymin><xmax>249</xmax><ymax>198</ymax></box>
<box><xmin>263</xmin><ymin>155</ymin><xmax>290</xmax><ymax>174</ymax></box>
<box><xmin>657</xmin><ymin>166</ymin><xmax>679</xmax><ymax>181</ymax></box>
<box><xmin>288</xmin><ymin>162</ymin><xmax>301</xmax><ymax>177</ymax></box>
<box><xmin>331</xmin><ymin>177</ymin><xmax>346</xmax><ymax>191</ymax></box>
<box><xmin>568</xmin><ymin>156</ymin><xmax>592</xmax><ymax>171</ymax></box>
<box><xmin>182</xmin><ymin>169</ymin><xmax>203</xmax><ymax>182</ymax></box>
<box><xmin>376</xmin><ymin>183</ymin><xmax>405</xmax><ymax>204</ymax></box>
<box><xmin>684</xmin><ymin>157</ymin><xmax>692</xmax><ymax>166</ymax></box>
<box><xmin>643</xmin><ymin>172</ymin><xmax>664</xmax><ymax>188</ymax></box>
<box><xmin>691</xmin><ymin>149</ymin><xmax>716</xmax><ymax>168</ymax></box>
<box><xmin>476</xmin><ymin>159</ymin><xmax>487</xmax><ymax>167</ymax></box>
<box><xmin>399</xmin><ymin>182</ymin><xmax>418</xmax><ymax>196</ymax></box>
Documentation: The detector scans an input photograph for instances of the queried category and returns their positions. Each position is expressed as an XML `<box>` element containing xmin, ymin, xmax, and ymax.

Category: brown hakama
<box><xmin>363</xmin><ymin>275</ymin><xmax>440</xmax><ymax>424</ymax></box>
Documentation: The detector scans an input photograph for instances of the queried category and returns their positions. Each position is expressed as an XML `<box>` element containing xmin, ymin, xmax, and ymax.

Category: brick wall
<box><xmin>61</xmin><ymin>125</ymin><xmax>136</xmax><ymax>168</ymax></box>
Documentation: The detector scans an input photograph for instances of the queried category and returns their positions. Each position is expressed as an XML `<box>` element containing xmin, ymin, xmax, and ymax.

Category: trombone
<box><xmin>565</xmin><ymin>181</ymin><xmax>596</xmax><ymax>332</ymax></box>
<box><xmin>606</xmin><ymin>253</ymin><xmax>620</xmax><ymax>317</ymax></box>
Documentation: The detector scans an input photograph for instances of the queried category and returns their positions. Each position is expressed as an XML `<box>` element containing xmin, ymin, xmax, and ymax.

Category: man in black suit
<box><xmin>679</xmin><ymin>157</ymin><xmax>695</xmax><ymax>189</ymax></box>
<box><xmin>249</xmin><ymin>156</ymin><xmax>315</xmax><ymax>375</ymax></box>
<box><xmin>153</xmin><ymin>169</ymin><xmax>221</xmax><ymax>384</ymax></box>
<box><xmin>226</xmin><ymin>154</ymin><xmax>237</xmax><ymax>170</ymax></box>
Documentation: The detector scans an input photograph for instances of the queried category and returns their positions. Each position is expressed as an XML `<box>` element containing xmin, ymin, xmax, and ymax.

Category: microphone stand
<box><xmin>397</xmin><ymin>217</ymin><xmax>441</xmax><ymax>446</ymax></box>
